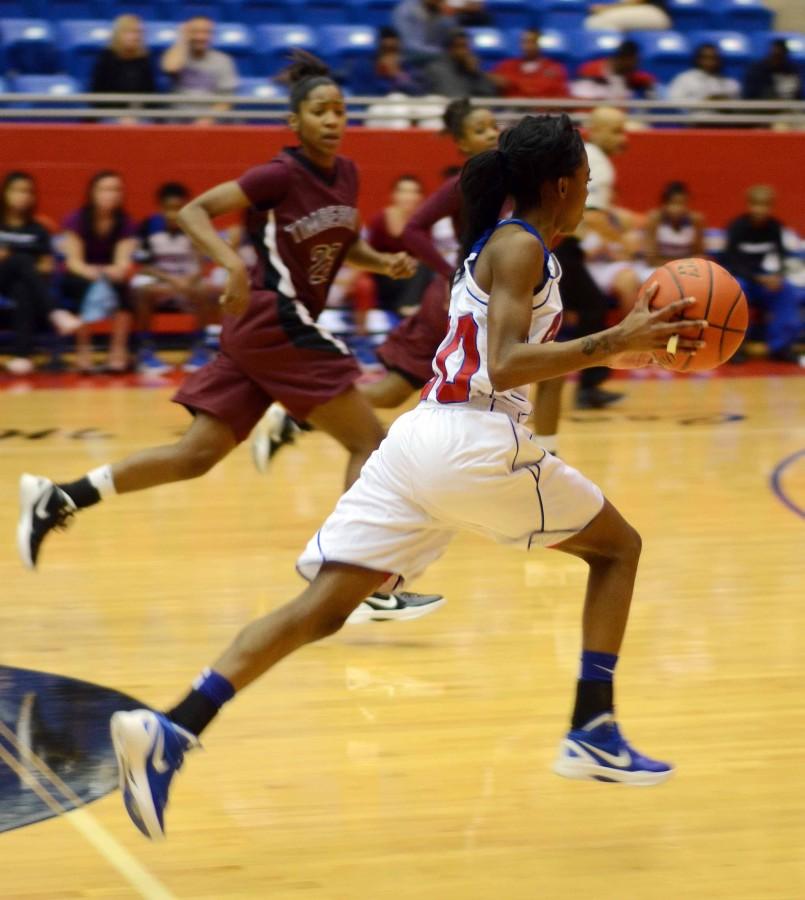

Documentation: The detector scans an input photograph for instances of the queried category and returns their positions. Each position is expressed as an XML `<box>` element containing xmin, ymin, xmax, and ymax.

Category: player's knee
<box><xmin>175</xmin><ymin>442</ymin><xmax>224</xmax><ymax>479</ymax></box>
<box><xmin>310</xmin><ymin>607</ymin><xmax>351</xmax><ymax>641</ymax></box>
<box><xmin>344</xmin><ymin>423</ymin><xmax>385</xmax><ymax>457</ymax></box>
<box><xmin>616</xmin><ymin>522</ymin><xmax>642</xmax><ymax>564</ymax></box>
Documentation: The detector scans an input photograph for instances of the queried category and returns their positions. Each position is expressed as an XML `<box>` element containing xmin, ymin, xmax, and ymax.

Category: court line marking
<box><xmin>770</xmin><ymin>448</ymin><xmax>805</xmax><ymax>520</ymax></box>
<box><xmin>0</xmin><ymin>720</ymin><xmax>175</xmax><ymax>900</ymax></box>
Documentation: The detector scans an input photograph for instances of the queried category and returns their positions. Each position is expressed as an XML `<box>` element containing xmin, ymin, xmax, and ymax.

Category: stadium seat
<box><xmin>58</xmin><ymin>19</ymin><xmax>112</xmax><ymax>81</ymax></box>
<box><xmin>541</xmin><ymin>0</ymin><xmax>587</xmax><ymax>31</ymax></box>
<box><xmin>689</xmin><ymin>30</ymin><xmax>753</xmax><ymax>79</ymax></box>
<box><xmin>574</xmin><ymin>29</ymin><xmax>622</xmax><ymax>66</ymax></box>
<box><xmin>143</xmin><ymin>20</ymin><xmax>179</xmax><ymax>52</ymax></box>
<box><xmin>160</xmin><ymin>0</ymin><xmax>239</xmax><ymax>20</ymax></box>
<box><xmin>0</xmin><ymin>18</ymin><xmax>60</xmax><ymax>73</ymax></box>
<box><xmin>467</xmin><ymin>27</ymin><xmax>509</xmax><ymax>64</ymax></box>
<box><xmin>527</xmin><ymin>27</ymin><xmax>574</xmax><ymax>66</ymax></box>
<box><xmin>238</xmin><ymin>0</ymin><xmax>306</xmax><ymax>25</ymax></box>
<box><xmin>0</xmin><ymin>0</ymin><xmax>38</xmax><ymax>16</ymax></box>
<box><xmin>349</xmin><ymin>0</ymin><xmax>396</xmax><ymax>27</ymax></box>
<box><xmin>213</xmin><ymin>22</ymin><xmax>256</xmax><ymax>75</ymax></box>
<box><xmin>483</xmin><ymin>0</ymin><xmax>535</xmax><ymax>31</ymax></box>
<box><xmin>36</xmin><ymin>0</ymin><xmax>98</xmax><ymax>18</ymax></box>
<box><xmin>752</xmin><ymin>31</ymin><xmax>805</xmax><ymax>65</ymax></box>
<box><xmin>666</xmin><ymin>0</ymin><xmax>714</xmax><ymax>32</ymax></box>
<box><xmin>252</xmin><ymin>24</ymin><xmax>316</xmax><ymax>75</ymax></box>
<box><xmin>237</xmin><ymin>76</ymin><xmax>288</xmax><ymax>98</ymax></box>
<box><xmin>317</xmin><ymin>25</ymin><xmax>377</xmax><ymax>69</ymax></box>
<box><xmin>628</xmin><ymin>30</ymin><xmax>692</xmax><ymax>82</ymax></box>
<box><xmin>8</xmin><ymin>73</ymin><xmax>79</xmax><ymax>121</ymax></box>
<box><xmin>712</xmin><ymin>0</ymin><xmax>773</xmax><ymax>33</ymax></box>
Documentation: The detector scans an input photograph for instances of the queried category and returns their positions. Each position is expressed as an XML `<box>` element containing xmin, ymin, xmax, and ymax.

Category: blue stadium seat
<box><xmin>213</xmin><ymin>22</ymin><xmax>256</xmax><ymax>74</ymax></box>
<box><xmin>483</xmin><ymin>0</ymin><xmax>535</xmax><ymax>31</ymax></box>
<box><xmin>8</xmin><ymin>73</ymin><xmax>79</xmax><ymax>121</ymax></box>
<box><xmin>238</xmin><ymin>0</ymin><xmax>305</xmax><ymax>25</ymax></box>
<box><xmin>628</xmin><ymin>30</ymin><xmax>692</xmax><ymax>82</ymax></box>
<box><xmin>666</xmin><ymin>0</ymin><xmax>714</xmax><ymax>32</ymax></box>
<box><xmin>574</xmin><ymin>29</ymin><xmax>622</xmax><ymax>66</ymax></box>
<box><xmin>752</xmin><ymin>31</ymin><xmax>805</xmax><ymax>65</ymax></box>
<box><xmin>252</xmin><ymin>24</ymin><xmax>316</xmax><ymax>75</ymax></box>
<box><xmin>317</xmin><ymin>25</ymin><xmax>377</xmax><ymax>69</ymax></box>
<box><xmin>0</xmin><ymin>18</ymin><xmax>60</xmax><ymax>73</ymax></box>
<box><xmin>689</xmin><ymin>30</ymin><xmax>752</xmax><ymax>79</ymax></box>
<box><xmin>34</xmin><ymin>0</ymin><xmax>99</xmax><ymax>17</ymax></box>
<box><xmin>541</xmin><ymin>0</ymin><xmax>587</xmax><ymax>31</ymax></box>
<box><xmin>0</xmin><ymin>0</ymin><xmax>38</xmax><ymax>15</ymax></box>
<box><xmin>237</xmin><ymin>76</ymin><xmax>288</xmax><ymax>98</ymax></box>
<box><xmin>143</xmin><ymin>20</ymin><xmax>180</xmax><ymax>52</ymax></box>
<box><xmin>349</xmin><ymin>0</ymin><xmax>395</xmax><ymax>26</ymax></box>
<box><xmin>58</xmin><ymin>19</ymin><xmax>112</xmax><ymax>81</ymax></box>
<box><xmin>467</xmin><ymin>27</ymin><xmax>509</xmax><ymax>64</ymax></box>
<box><xmin>160</xmin><ymin>0</ymin><xmax>239</xmax><ymax>20</ymax></box>
<box><xmin>527</xmin><ymin>27</ymin><xmax>574</xmax><ymax>66</ymax></box>
<box><xmin>712</xmin><ymin>0</ymin><xmax>773</xmax><ymax>32</ymax></box>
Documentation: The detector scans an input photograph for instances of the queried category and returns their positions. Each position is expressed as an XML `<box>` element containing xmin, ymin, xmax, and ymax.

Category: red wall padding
<box><xmin>2</xmin><ymin>124</ymin><xmax>803</xmax><ymax>231</ymax></box>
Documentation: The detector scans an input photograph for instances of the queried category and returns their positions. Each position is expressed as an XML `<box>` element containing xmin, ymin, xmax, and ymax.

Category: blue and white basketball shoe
<box><xmin>553</xmin><ymin>713</ymin><xmax>673</xmax><ymax>786</ymax></box>
<box><xmin>110</xmin><ymin>709</ymin><xmax>199</xmax><ymax>839</ymax></box>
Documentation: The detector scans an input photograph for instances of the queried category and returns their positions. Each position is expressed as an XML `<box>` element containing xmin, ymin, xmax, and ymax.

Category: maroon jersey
<box><xmin>237</xmin><ymin>147</ymin><xmax>360</xmax><ymax>319</ymax></box>
<box><xmin>401</xmin><ymin>175</ymin><xmax>462</xmax><ymax>280</ymax></box>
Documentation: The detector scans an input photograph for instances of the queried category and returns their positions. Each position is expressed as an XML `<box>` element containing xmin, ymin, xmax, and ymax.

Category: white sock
<box><xmin>87</xmin><ymin>464</ymin><xmax>116</xmax><ymax>498</ymax></box>
<box><xmin>535</xmin><ymin>434</ymin><xmax>558</xmax><ymax>454</ymax></box>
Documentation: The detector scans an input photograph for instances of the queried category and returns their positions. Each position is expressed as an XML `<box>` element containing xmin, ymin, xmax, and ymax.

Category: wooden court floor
<box><xmin>0</xmin><ymin>373</ymin><xmax>803</xmax><ymax>900</ymax></box>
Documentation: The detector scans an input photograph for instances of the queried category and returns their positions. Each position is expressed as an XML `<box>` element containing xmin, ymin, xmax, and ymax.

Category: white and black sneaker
<box><xmin>251</xmin><ymin>403</ymin><xmax>302</xmax><ymax>474</ymax></box>
<box><xmin>346</xmin><ymin>591</ymin><xmax>446</xmax><ymax>624</ymax></box>
<box><xmin>17</xmin><ymin>474</ymin><xmax>77</xmax><ymax>569</ymax></box>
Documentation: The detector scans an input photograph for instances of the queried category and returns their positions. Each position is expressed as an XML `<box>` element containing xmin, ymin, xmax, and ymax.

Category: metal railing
<box><xmin>0</xmin><ymin>93</ymin><xmax>803</xmax><ymax>127</ymax></box>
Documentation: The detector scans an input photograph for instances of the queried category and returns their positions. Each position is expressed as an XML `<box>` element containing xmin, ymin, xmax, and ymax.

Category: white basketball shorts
<box><xmin>297</xmin><ymin>403</ymin><xmax>604</xmax><ymax>591</ymax></box>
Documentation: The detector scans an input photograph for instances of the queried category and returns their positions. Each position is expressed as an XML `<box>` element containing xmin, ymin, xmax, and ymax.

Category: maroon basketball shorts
<box><xmin>375</xmin><ymin>276</ymin><xmax>449</xmax><ymax>388</ymax></box>
<box><xmin>173</xmin><ymin>290</ymin><xmax>361</xmax><ymax>443</ymax></box>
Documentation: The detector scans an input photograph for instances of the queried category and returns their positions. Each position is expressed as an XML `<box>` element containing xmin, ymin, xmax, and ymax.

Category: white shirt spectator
<box><xmin>667</xmin><ymin>69</ymin><xmax>740</xmax><ymax>103</ymax></box>
<box><xmin>585</xmin><ymin>142</ymin><xmax>614</xmax><ymax>211</ymax></box>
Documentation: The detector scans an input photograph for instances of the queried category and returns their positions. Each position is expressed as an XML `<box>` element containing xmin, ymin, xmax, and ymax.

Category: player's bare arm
<box><xmin>345</xmin><ymin>239</ymin><xmax>416</xmax><ymax>279</ymax></box>
<box><xmin>487</xmin><ymin>237</ymin><xmax>707</xmax><ymax>391</ymax></box>
<box><xmin>178</xmin><ymin>181</ymin><xmax>252</xmax><ymax>315</ymax></box>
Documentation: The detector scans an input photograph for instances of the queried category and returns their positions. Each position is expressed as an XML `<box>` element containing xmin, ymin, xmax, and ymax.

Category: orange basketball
<box><xmin>642</xmin><ymin>258</ymin><xmax>748</xmax><ymax>372</ymax></box>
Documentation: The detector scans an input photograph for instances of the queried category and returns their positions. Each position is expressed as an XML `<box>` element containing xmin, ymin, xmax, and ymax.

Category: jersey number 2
<box><xmin>434</xmin><ymin>314</ymin><xmax>480</xmax><ymax>403</ymax></box>
<box><xmin>308</xmin><ymin>242</ymin><xmax>342</xmax><ymax>285</ymax></box>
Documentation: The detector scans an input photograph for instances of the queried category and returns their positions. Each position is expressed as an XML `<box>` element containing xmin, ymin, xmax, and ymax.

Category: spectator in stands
<box><xmin>724</xmin><ymin>185</ymin><xmax>802</xmax><ymax>364</ymax></box>
<box><xmin>572</xmin><ymin>39</ymin><xmax>656</xmax><ymax>102</ymax></box>
<box><xmin>349</xmin><ymin>27</ymin><xmax>422</xmax><ymax>96</ymax></box>
<box><xmin>131</xmin><ymin>182</ymin><xmax>220</xmax><ymax>375</ymax></box>
<box><xmin>492</xmin><ymin>28</ymin><xmax>570</xmax><ymax>100</ymax></box>
<box><xmin>743</xmin><ymin>39</ymin><xmax>803</xmax><ymax>103</ymax></box>
<box><xmin>365</xmin><ymin>175</ymin><xmax>431</xmax><ymax>320</ymax></box>
<box><xmin>422</xmin><ymin>30</ymin><xmax>498</xmax><ymax>98</ymax></box>
<box><xmin>62</xmin><ymin>171</ymin><xmax>137</xmax><ymax>373</ymax></box>
<box><xmin>0</xmin><ymin>172</ymin><xmax>80</xmax><ymax>375</ymax></box>
<box><xmin>393</xmin><ymin>0</ymin><xmax>456</xmax><ymax>66</ymax></box>
<box><xmin>89</xmin><ymin>14</ymin><xmax>157</xmax><ymax>124</ymax></box>
<box><xmin>667</xmin><ymin>43</ymin><xmax>740</xmax><ymax>111</ymax></box>
<box><xmin>585</xmin><ymin>0</ymin><xmax>671</xmax><ymax>31</ymax></box>
<box><xmin>161</xmin><ymin>17</ymin><xmax>238</xmax><ymax>125</ymax></box>
<box><xmin>644</xmin><ymin>181</ymin><xmax>704</xmax><ymax>266</ymax></box>
<box><xmin>448</xmin><ymin>0</ymin><xmax>491</xmax><ymax>27</ymax></box>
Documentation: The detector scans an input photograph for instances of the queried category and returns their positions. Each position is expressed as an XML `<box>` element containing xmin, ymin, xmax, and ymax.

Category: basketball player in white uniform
<box><xmin>110</xmin><ymin>114</ymin><xmax>706</xmax><ymax>840</ymax></box>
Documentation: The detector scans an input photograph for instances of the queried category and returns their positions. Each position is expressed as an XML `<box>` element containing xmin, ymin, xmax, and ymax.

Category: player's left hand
<box><xmin>384</xmin><ymin>252</ymin><xmax>417</xmax><ymax>280</ymax></box>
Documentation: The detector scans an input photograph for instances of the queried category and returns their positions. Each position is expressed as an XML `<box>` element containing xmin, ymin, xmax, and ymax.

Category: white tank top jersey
<box><xmin>422</xmin><ymin>218</ymin><xmax>564</xmax><ymax>420</ymax></box>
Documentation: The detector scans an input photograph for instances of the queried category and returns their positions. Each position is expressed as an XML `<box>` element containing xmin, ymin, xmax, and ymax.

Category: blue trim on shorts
<box><xmin>316</xmin><ymin>530</ymin><xmax>326</xmax><ymax>562</ymax></box>
<box><xmin>525</xmin><ymin>463</ymin><xmax>545</xmax><ymax>534</ymax></box>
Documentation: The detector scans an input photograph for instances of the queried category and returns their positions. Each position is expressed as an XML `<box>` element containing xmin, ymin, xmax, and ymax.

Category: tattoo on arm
<box><xmin>581</xmin><ymin>335</ymin><xmax>612</xmax><ymax>356</ymax></box>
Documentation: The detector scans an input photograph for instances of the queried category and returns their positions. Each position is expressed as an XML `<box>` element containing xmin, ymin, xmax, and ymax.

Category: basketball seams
<box><xmin>719</xmin><ymin>283</ymin><xmax>747</xmax><ymax>363</ymax></box>
<box><xmin>665</xmin><ymin>262</ymin><xmax>697</xmax><ymax>371</ymax></box>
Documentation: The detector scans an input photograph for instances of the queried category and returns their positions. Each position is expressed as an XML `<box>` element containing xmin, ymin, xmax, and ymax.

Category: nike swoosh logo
<box><xmin>367</xmin><ymin>595</ymin><xmax>402</xmax><ymax>610</ymax></box>
<box><xmin>151</xmin><ymin>724</ymin><xmax>171</xmax><ymax>775</ymax></box>
<box><xmin>577</xmin><ymin>741</ymin><xmax>631</xmax><ymax>768</ymax></box>
<box><xmin>34</xmin><ymin>489</ymin><xmax>53</xmax><ymax>521</ymax></box>
<box><xmin>594</xmin><ymin>665</ymin><xmax>615</xmax><ymax>675</ymax></box>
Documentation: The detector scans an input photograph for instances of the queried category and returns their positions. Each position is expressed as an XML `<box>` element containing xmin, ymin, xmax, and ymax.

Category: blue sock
<box><xmin>167</xmin><ymin>668</ymin><xmax>235</xmax><ymax>737</ymax></box>
<box><xmin>580</xmin><ymin>650</ymin><xmax>618</xmax><ymax>683</ymax></box>
<box><xmin>193</xmin><ymin>668</ymin><xmax>235</xmax><ymax>707</ymax></box>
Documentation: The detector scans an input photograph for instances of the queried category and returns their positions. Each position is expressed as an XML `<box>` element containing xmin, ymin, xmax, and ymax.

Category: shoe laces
<box><xmin>50</xmin><ymin>492</ymin><xmax>76</xmax><ymax>532</ymax></box>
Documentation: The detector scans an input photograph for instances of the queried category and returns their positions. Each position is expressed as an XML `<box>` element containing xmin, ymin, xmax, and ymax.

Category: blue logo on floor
<box><xmin>0</xmin><ymin>666</ymin><xmax>145</xmax><ymax>833</ymax></box>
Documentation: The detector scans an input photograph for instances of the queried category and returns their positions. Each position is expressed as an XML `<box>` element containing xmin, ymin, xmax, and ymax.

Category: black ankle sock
<box><xmin>571</xmin><ymin>679</ymin><xmax>614</xmax><ymax>730</ymax></box>
<box><xmin>58</xmin><ymin>477</ymin><xmax>101</xmax><ymax>509</ymax></box>
<box><xmin>167</xmin><ymin>689</ymin><xmax>220</xmax><ymax>737</ymax></box>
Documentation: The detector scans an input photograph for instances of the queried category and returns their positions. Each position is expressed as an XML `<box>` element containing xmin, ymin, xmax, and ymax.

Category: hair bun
<box><xmin>286</xmin><ymin>49</ymin><xmax>332</xmax><ymax>85</ymax></box>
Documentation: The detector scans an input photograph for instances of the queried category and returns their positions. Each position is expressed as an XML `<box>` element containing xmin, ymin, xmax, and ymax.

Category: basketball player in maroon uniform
<box><xmin>17</xmin><ymin>53</ymin><xmax>444</xmax><ymax>622</ymax></box>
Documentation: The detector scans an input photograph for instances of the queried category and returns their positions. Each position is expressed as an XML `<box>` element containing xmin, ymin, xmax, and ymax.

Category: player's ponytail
<box><xmin>287</xmin><ymin>50</ymin><xmax>338</xmax><ymax>111</ymax></box>
<box><xmin>457</xmin><ymin>113</ymin><xmax>585</xmax><ymax>275</ymax></box>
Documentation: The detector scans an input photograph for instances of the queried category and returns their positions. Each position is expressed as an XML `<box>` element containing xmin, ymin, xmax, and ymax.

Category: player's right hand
<box><xmin>614</xmin><ymin>282</ymin><xmax>707</xmax><ymax>355</ymax></box>
<box><xmin>220</xmin><ymin>265</ymin><xmax>250</xmax><ymax>316</ymax></box>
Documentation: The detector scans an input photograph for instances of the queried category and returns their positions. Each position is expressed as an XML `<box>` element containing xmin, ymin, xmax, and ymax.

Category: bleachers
<box><xmin>0</xmin><ymin>0</ymin><xmax>801</xmax><ymax>99</ymax></box>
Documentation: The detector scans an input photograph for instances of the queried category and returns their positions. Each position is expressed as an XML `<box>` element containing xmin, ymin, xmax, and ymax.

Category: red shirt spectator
<box><xmin>573</xmin><ymin>40</ymin><xmax>656</xmax><ymax>101</ymax></box>
<box><xmin>492</xmin><ymin>29</ymin><xmax>569</xmax><ymax>99</ymax></box>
